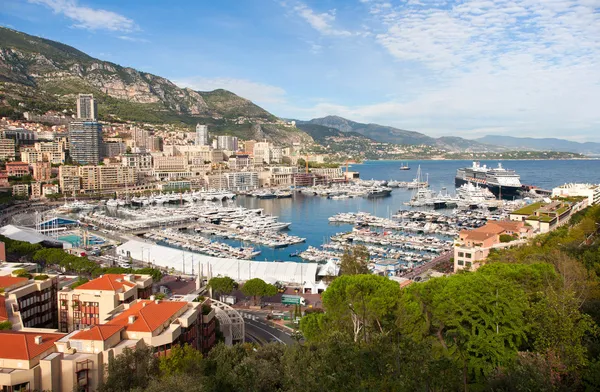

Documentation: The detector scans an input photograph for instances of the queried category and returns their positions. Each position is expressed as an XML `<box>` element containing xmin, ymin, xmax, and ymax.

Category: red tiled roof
<box><xmin>75</xmin><ymin>274</ymin><xmax>135</xmax><ymax>292</ymax></box>
<box><xmin>71</xmin><ymin>325</ymin><xmax>124</xmax><ymax>341</ymax></box>
<box><xmin>0</xmin><ymin>331</ymin><xmax>63</xmax><ymax>360</ymax></box>
<box><xmin>0</xmin><ymin>296</ymin><xmax>7</xmax><ymax>322</ymax></box>
<box><xmin>0</xmin><ymin>276</ymin><xmax>28</xmax><ymax>290</ymax></box>
<box><xmin>107</xmin><ymin>300</ymin><xmax>188</xmax><ymax>333</ymax></box>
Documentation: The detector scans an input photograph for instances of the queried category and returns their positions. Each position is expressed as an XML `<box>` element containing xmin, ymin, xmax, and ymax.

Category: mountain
<box><xmin>299</xmin><ymin>116</ymin><xmax>500</xmax><ymax>152</ymax></box>
<box><xmin>294</xmin><ymin>122</ymin><xmax>372</xmax><ymax>144</ymax></box>
<box><xmin>477</xmin><ymin>135</ymin><xmax>600</xmax><ymax>156</ymax></box>
<box><xmin>0</xmin><ymin>27</ymin><xmax>311</xmax><ymax>144</ymax></box>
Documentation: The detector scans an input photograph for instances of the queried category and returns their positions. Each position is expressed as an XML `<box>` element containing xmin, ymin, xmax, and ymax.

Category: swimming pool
<box><xmin>58</xmin><ymin>234</ymin><xmax>105</xmax><ymax>247</ymax></box>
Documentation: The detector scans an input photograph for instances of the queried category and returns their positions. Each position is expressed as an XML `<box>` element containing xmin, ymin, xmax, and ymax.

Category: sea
<box><xmin>221</xmin><ymin>159</ymin><xmax>600</xmax><ymax>262</ymax></box>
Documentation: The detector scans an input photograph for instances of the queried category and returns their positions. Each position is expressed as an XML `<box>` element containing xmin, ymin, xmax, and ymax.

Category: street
<box><xmin>240</xmin><ymin>311</ymin><xmax>297</xmax><ymax>345</ymax></box>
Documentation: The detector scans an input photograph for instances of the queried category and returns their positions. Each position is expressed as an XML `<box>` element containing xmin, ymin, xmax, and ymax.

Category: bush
<box><xmin>499</xmin><ymin>234</ymin><xmax>515</xmax><ymax>243</ymax></box>
<box><xmin>14</xmin><ymin>269</ymin><xmax>32</xmax><ymax>279</ymax></box>
<box><xmin>201</xmin><ymin>304</ymin><xmax>212</xmax><ymax>315</ymax></box>
<box><xmin>0</xmin><ymin>321</ymin><xmax>12</xmax><ymax>330</ymax></box>
<box><xmin>33</xmin><ymin>274</ymin><xmax>49</xmax><ymax>281</ymax></box>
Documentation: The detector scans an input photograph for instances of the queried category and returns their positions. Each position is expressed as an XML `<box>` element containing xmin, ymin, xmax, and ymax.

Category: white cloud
<box><xmin>279</xmin><ymin>0</ymin><xmax>600</xmax><ymax>141</ymax></box>
<box><xmin>29</xmin><ymin>0</ymin><xmax>137</xmax><ymax>32</ymax></box>
<box><xmin>117</xmin><ymin>35</ymin><xmax>149</xmax><ymax>43</ymax></box>
<box><xmin>174</xmin><ymin>77</ymin><xmax>288</xmax><ymax>105</ymax></box>
<box><xmin>292</xmin><ymin>2</ymin><xmax>352</xmax><ymax>36</ymax></box>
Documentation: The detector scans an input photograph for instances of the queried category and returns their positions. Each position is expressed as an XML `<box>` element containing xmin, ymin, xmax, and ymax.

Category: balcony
<box><xmin>202</xmin><ymin>306</ymin><xmax>215</xmax><ymax>324</ymax></box>
<box><xmin>149</xmin><ymin>323</ymin><xmax>181</xmax><ymax>347</ymax></box>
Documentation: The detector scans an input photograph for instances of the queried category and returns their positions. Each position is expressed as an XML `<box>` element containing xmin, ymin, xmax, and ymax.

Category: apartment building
<box><xmin>102</xmin><ymin>141</ymin><xmax>126</xmax><ymax>158</ymax></box>
<box><xmin>69</xmin><ymin>121</ymin><xmax>103</xmax><ymax>165</ymax></box>
<box><xmin>310</xmin><ymin>167</ymin><xmax>344</xmax><ymax>181</ymax></box>
<box><xmin>552</xmin><ymin>183</ymin><xmax>600</xmax><ymax>206</ymax></box>
<box><xmin>292</xmin><ymin>173</ymin><xmax>327</xmax><ymax>187</ymax></box>
<box><xmin>206</xmin><ymin>171</ymin><xmax>259</xmax><ymax>191</ymax></box>
<box><xmin>0</xmin><ymin>128</ymin><xmax>37</xmax><ymax>146</ymax></box>
<box><xmin>59</xmin><ymin>165</ymin><xmax>82</xmax><ymax>194</ymax></box>
<box><xmin>0</xmin><ymin>138</ymin><xmax>16</xmax><ymax>160</ymax></box>
<box><xmin>0</xmin><ymin>293</ymin><xmax>217</xmax><ymax>392</ymax></box>
<box><xmin>12</xmin><ymin>184</ymin><xmax>29</xmax><ymax>197</ymax></box>
<box><xmin>453</xmin><ymin>221</ymin><xmax>532</xmax><ymax>272</ymax></box>
<box><xmin>58</xmin><ymin>274</ymin><xmax>153</xmax><ymax>333</ymax></box>
<box><xmin>228</xmin><ymin>154</ymin><xmax>251</xmax><ymax>170</ymax></box>
<box><xmin>0</xmin><ymin>274</ymin><xmax>59</xmax><ymax>329</ymax></box>
<box><xmin>76</xmin><ymin>94</ymin><xmax>97</xmax><ymax>120</ymax></box>
<box><xmin>253</xmin><ymin>142</ymin><xmax>271</xmax><ymax>164</ymax></box>
<box><xmin>153</xmin><ymin>156</ymin><xmax>188</xmax><ymax>172</ymax></box>
<box><xmin>509</xmin><ymin>200</ymin><xmax>582</xmax><ymax>234</ymax></box>
<box><xmin>60</xmin><ymin>165</ymin><xmax>137</xmax><ymax>193</ymax></box>
<box><xmin>6</xmin><ymin>162</ymin><xmax>30</xmax><ymax>177</ymax></box>
<box><xmin>20</xmin><ymin>139</ymin><xmax>67</xmax><ymax>165</ymax></box>
<box><xmin>32</xmin><ymin>161</ymin><xmax>52</xmax><ymax>181</ymax></box>
<box><xmin>195</xmin><ymin>124</ymin><xmax>209</xmax><ymax>146</ymax></box>
<box><xmin>260</xmin><ymin>166</ymin><xmax>299</xmax><ymax>187</ymax></box>
<box><xmin>217</xmin><ymin>135</ymin><xmax>238</xmax><ymax>152</ymax></box>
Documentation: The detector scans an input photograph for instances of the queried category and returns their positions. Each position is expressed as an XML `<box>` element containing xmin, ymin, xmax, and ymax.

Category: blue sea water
<box><xmin>227</xmin><ymin>159</ymin><xmax>600</xmax><ymax>261</ymax></box>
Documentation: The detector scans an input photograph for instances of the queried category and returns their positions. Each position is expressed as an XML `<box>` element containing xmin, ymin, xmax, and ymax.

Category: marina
<box><xmin>30</xmin><ymin>159</ymin><xmax>600</xmax><ymax>269</ymax></box>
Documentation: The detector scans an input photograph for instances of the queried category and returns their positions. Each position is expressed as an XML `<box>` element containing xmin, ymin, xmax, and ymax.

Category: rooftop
<box><xmin>0</xmin><ymin>276</ymin><xmax>29</xmax><ymax>290</ymax></box>
<box><xmin>511</xmin><ymin>202</ymin><xmax>544</xmax><ymax>216</ymax></box>
<box><xmin>0</xmin><ymin>331</ymin><xmax>63</xmax><ymax>360</ymax></box>
<box><xmin>71</xmin><ymin>325</ymin><xmax>124</xmax><ymax>341</ymax></box>
<box><xmin>107</xmin><ymin>300</ymin><xmax>188</xmax><ymax>333</ymax></box>
<box><xmin>75</xmin><ymin>274</ymin><xmax>137</xmax><ymax>292</ymax></box>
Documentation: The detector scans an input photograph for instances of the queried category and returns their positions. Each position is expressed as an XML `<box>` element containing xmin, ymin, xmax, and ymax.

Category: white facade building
<box><xmin>552</xmin><ymin>183</ymin><xmax>600</xmax><ymax>206</ymax></box>
<box><xmin>217</xmin><ymin>135</ymin><xmax>238</xmax><ymax>152</ymax></box>
<box><xmin>196</xmin><ymin>124</ymin><xmax>209</xmax><ymax>146</ymax></box>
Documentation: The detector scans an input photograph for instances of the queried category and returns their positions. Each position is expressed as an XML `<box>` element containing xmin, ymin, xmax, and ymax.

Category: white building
<box><xmin>117</xmin><ymin>239</ymin><xmax>330</xmax><ymax>293</ymax></box>
<box><xmin>217</xmin><ymin>135</ymin><xmax>238</xmax><ymax>152</ymax></box>
<box><xmin>253</xmin><ymin>142</ymin><xmax>271</xmax><ymax>164</ymax></box>
<box><xmin>207</xmin><ymin>171</ymin><xmax>259</xmax><ymax>191</ymax></box>
<box><xmin>552</xmin><ymin>183</ymin><xmax>600</xmax><ymax>206</ymax></box>
<box><xmin>76</xmin><ymin>94</ymin><xmax>97</xmax><ymax>120</ymax></box>
<box><xmin>196</xmin><ymin>124</ymin><xmax>209</xmax><ymax>146</ymax></box>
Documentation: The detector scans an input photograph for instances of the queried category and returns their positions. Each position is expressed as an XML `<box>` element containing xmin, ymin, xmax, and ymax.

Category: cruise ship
<box><xmin>455</xmin><ymin>162</ymin><xmax>522</xmax><ymax>198</ymax></box>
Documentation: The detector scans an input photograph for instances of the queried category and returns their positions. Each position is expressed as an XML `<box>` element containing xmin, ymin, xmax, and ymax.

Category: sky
<box><xmin>1</xmin><ymin>0</ymin><xmax>600</xmax><ymax>142</ymax></box>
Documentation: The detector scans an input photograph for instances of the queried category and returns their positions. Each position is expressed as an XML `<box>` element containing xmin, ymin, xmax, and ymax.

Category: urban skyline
<box><xmin>1</xmin><ymin>0</ymin><xmax>599</xmax><ymax>142</ymax></box>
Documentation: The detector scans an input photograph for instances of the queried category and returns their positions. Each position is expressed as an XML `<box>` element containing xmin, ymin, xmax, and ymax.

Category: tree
<box><xmin>208</xmin><ymin>276</ymin><xmax>236</xmax><ymax>298</ymax></box>
<box><xmin>339</xmin><ymin>245</ymin><xmax>370</xmax><ymax>275</ymax></box>
<box><xmin>100</xmin><ymin>343</ymin><xmax>158</xmax><ymax>392</ymax></box>
<box><xmin>241</xmin><ymin>278</ymin><xmax>277</xmax><ymax>306</ymax></box>
<box><xmin>321</xmin><ymin>274</ymin><xmax>401</xmax><ymax>343</ymax></box>
<box><xmin>144</xmin><ymin>374</ymin><xmax>204</xmax><ymax>392</ymax></box>
<box><xmin>299</xmin><ymin>312</ymin><xmax>328</xmax><ymax>341</ymax></box>
<box><xmin>399</xmin><ymin>266</ymin><xmax>535</xmax><ymax>390</ymax></box>
<box><xmin>159</xmin><ymin>344</ymin><xmax>203</xmax><ymax>378</ymax></box>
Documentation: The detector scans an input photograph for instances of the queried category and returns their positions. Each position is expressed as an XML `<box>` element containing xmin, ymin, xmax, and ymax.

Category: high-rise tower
<box><xmin>76</xmin><ymin>94</ymin><xmax>97</xmax><ymax>120</ymax></box>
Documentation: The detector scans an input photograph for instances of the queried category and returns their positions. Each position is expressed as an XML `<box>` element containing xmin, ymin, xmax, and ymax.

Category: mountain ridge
<box><xmin>0</xmin><ymin>27</ymin><xmax>311</xmax><ymax>144</ymax></box>
<box><xmin>298</xmin><ymin>116</ymin><xmax>501</xmax><ymax>152</ymax></box>
<box><xmin>476</xmin><ymin>135</ymin><xmax>600</xmax><ymax>155</ymax></box>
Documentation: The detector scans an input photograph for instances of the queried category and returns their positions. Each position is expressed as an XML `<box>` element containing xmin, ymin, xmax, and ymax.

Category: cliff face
<box><xmin>0</xmin><ymin>27</ymin><xmax>312</xmax><ymax>144</ymax></box>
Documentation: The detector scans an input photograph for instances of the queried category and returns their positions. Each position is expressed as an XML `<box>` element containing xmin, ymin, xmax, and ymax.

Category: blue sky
<box><xmin>1</xmin><ymin>0</ymin><xmax>600</xmax><ymax>142</ymax></box>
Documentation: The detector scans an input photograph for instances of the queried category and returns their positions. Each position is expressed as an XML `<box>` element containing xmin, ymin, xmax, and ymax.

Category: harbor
<box><xmin>26</xmin><ymin>159</ymin><xmax>600</xmax><ymax>271</ymax></box>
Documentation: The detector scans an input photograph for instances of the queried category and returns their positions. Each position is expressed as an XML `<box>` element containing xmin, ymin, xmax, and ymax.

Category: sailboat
<box><xmin>399</xmin><ymin>162</ymin><xmax>411</xmax><ymax>170</ymax></box>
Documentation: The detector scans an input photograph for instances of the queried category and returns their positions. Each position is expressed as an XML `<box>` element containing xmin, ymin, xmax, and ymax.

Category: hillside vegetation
<box><xmin>0</xmin><ymin>27</ymin><xmax>311</xmax><ymax>144</ymax></box>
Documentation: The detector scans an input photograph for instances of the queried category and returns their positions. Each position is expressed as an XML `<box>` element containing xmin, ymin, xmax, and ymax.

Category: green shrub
<box><xmin>33</xmin><ymin>274</ymin><xmax>49</xmax><ymax>281</ymax></box>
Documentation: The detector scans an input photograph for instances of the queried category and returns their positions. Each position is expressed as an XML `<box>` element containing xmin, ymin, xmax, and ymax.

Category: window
<box><xmin>457</xmin><ymin>260</ymin><xmax>464</xmax><ymax>266</ymax></box>
<box><xmin>458</xmin><ymin>252</ymin><xmax>464</xmax><ymax>257</ymax></box>
<box><xmin>466</xmin><ymin>262</ymin><xmax>472</xmax><ymax>268</ymax></box>
<box><xmin>465</xmin><ymin>253</ymin><xmax>472</xmax><ymax>258</ymax></box>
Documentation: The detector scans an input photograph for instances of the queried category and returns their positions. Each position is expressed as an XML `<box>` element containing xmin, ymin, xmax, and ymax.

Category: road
<box><xmin>240</xmin><ymin>311</ymin><xmax>297</xmax><ymax>345</ymax></box>
<box><xmin>401</xmin><ymin>251</ymin><xmax>452</xmax><ymax>280</ymax></box>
